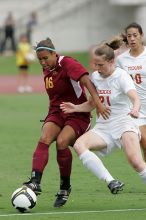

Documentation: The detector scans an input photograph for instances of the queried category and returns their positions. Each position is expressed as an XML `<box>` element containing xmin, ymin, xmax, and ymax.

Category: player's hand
<box><xmin>96</xmin><ymin>104</ymin><xmax>111</xmax><ymax>120</ymax></box>
<box><xmin>128</xmin><ymin>109</ymin><xmax>139</xmax><ymax>118</ymax></box>
<box><xmin>60</xmin><ymin>102</ymin><xmax>76</xmax><ymax>113</ymax></box>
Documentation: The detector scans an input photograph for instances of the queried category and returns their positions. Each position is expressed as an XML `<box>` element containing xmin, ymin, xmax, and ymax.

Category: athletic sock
<box><xmin>31</xmin><ymin>171</ymin><xmax>42</xmax><ymax>184</ymax></box>
<box><xmin>139</xmin><ymin>167</ymin><xmax>146</xmax><ymax>183</ymax></box>
<box><xmin>57</xmin><ymin>148</ymin><xmax>72</xmax><ymax>189</ymax></box>
<box><xmin>32</xmin><ymin>142</ymin><xmax>49</xmax><ymax>174</ymax></box>
<box><xmin>60</xmin><ymin>176</ymin><xmax>71</xmax><ymax>190</ymax></box>
<box><xmin>79</xmin><ymin>150</ymin><xmax>114</xmax><ymax>183</ymax></box>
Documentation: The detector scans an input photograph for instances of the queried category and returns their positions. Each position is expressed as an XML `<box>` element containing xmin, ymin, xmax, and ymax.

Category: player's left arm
<box><xmin>79</xmin><ymin>74</ymin><xmax>111</xmax><ymax>119</ymax></box>
<box><xmin>120</xmin><ymin>71</ymin><xmax>141</xmax><ymax>118</ymax></box>
<box><xmin>127</xmin><ymin>89</ymin><xmax>141</xmax><ymax>118</ymax></box>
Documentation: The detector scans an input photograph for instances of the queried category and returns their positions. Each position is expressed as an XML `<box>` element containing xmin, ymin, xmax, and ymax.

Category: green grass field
<box><xmin>0</xmin><ymin>94</ymin><xmax>146</xmax><ymax>220</ymax></box>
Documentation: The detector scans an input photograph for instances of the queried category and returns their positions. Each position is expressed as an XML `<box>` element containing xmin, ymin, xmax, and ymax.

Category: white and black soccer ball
<box><xmin>11</xmin><ymin>186</ymin><xmax>37</xmax><ymax>213</ymax></box>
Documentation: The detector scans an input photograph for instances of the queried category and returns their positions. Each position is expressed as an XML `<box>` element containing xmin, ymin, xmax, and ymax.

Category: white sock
<box><xmin>139</xmin><ymin>168</ymin><xmax>146</xmax><ymax>183</ymax></box>
<box><xmin>79</xmin><ymin>150</ymin><xmax>114</xmax><ymax>184</ymax></box>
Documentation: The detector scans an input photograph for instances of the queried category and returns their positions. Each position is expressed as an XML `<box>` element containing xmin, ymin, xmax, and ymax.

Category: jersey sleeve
<box><xmin>115</xmin><ymin>57</ymin><xmax>122</xmax><ymax>68</ymax></box>
<box><xmin>90</xmin><ymin>72</ymin><xmax>96</xmax><ymax>85</ymax></box>
<box><xmin>62</xmin><ymin>57</ymin><xmax>89</xmax><ymax>81</ymax></box>
<box><xmin>119</xmin><ymin>70</ymin><xmax>136</xmax><ymax>94</ymax></box>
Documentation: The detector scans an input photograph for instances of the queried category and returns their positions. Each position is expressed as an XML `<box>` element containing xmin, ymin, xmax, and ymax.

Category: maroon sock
<box><xmin>32</xmin><ymin>142</ymin><xmax>49</xmax><ymax>173</ymax></box>
<box><xmin>57</xmin><ymin>148</ymin><xmax>72</xmax><ymax>189</ymax></box>
<box><xmin>57</xmin><ymin>148</ymin><xmax>72</xmax><ymax>177</ymax></box>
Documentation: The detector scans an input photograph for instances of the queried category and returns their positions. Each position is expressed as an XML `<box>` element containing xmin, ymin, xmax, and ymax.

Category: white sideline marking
<box><xmin>0</xmin><ymin>208</ymin><xmax>146</xmax><ymax>217</ymax></box>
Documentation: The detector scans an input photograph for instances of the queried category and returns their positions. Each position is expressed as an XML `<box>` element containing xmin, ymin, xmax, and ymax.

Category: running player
<box><xmin>22</xmin><ymin>37</ymin><xmax>111</xmax><ymax>207</ymax></box>
<box><xmin>60</xmin><ymin>42</ymin><xmax>146</xmax><ymax>193</ymax></box>
<box><xmin>116</xmin><ymin>22</ymin><xmax>146</xmax><ymax>161</ymax></box>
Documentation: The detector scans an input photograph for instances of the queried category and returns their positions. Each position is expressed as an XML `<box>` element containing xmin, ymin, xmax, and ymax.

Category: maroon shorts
<box><xmin>44</xmin><ymin>111</ymin><xmax>91</xmax><ymax>138</ymax></box>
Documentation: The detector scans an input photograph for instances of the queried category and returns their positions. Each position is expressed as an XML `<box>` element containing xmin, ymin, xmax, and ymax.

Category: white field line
<box><xmin>0</xmin><ymin>208</ymin><xmax>146</xmax><ymax>217</ymax></box>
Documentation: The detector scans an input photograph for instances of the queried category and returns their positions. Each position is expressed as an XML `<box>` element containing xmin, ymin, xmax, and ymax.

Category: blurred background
<box><xmin>0</xmin><ymin>0</ymin><xmax>146</xmax><ymax>53</ymax></box>
<box><xmin>0</xmin><ymin>0</ymin><xmax>146</xmax><ymax>90</ymax></box>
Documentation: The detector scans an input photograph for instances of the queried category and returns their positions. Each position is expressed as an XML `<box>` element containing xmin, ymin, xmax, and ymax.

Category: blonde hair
<box><xmin>94</xmin><ymin>34</ymin><xmax>127</xmax><ymax>61</ymax></box>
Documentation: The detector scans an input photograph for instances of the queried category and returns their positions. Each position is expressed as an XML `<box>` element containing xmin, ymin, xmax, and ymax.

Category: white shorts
<box><xmin>91</xmin><ymin>116</ymin><xmax>140</xmax><ymax>156</ymax></box>
<box><xmin>133</xmin><ymin>118</ymin><xmax>146</xmax><ymax>127</ymax></box>
<box><xmin>133</xmin><ymin>107</ymin><xmax>146</xmax><ymax>126</ymax></box>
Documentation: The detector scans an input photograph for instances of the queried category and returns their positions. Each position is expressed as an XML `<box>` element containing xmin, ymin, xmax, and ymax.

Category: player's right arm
<box><xmin>60</xmin><ymin>96</ymin><xmax>95</xmax><ymax>113</ymax></box>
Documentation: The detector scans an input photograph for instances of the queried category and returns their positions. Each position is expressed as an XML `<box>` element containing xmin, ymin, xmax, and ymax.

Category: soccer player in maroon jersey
<box><xmin>23</xmin><ymin>37</ymin><xmax>110</xmax><ymax>207</ymax></box>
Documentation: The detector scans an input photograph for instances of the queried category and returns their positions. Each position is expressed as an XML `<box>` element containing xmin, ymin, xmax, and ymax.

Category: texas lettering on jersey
<box><xmin>125</xmin><ymin>65</ymin><xmax>142</xmax><ymax>84</ymax></box>
<box><xmin>97</xmin><ymin>89</ymin><xmax>111</xmax><ymax>94</ymax></box>
<box><xmin>128</xmin><ymin>65</ymin><xmax>142</xmax><ymax>71</ymax></box>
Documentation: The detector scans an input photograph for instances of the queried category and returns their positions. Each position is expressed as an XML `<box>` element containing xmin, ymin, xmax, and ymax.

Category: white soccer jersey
<box><xmin>116</xmin><ymin>47</ymin><xmax>146</xmax><ymax>119</ymax></box>
<box><xmin>91</xmin><ymin>67</ymin><xmax>136</xmax><ymax>124</ymax></box>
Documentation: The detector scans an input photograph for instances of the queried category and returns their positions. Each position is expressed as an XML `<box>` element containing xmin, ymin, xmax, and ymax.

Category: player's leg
<box><xmin>54</xmin><ymin>125</ymin><xmax>75</xmax><ymax>207</ymax></box>
<box><xmin>54</xmin><ymin>117</ymin><xmax>91</xmax><ymax>207</ymax></box>
<box><xmin>21</xmin><ymin>68</ymin><xmax>30</xmax><ymax>92</ymax></box>
<box><xmin>17</xmin><ymin>67</ymin><xmax>25</xmax><ymax>93</ymax></box>
<box><xmin>23</xmin><ymin>121</ymin><xmax>61</xmax><ymax>195</ymax></box>
<box><xmin>121</xmin><ymin>131</ymin><xmax>146</xmax><ymax>183</ymax></box>
<box><xmin>139</xmin><ymin>125</ymin><xmax>146</xmax><ymax>161</ymax></box>
<box><xmin>74</xmin><ymin>130</ymin><xmax>124</xmax><ymax>194</ymax></box>
<box><xmin>11</xmin><ymin>34</ymin><xmax>16</xmax><ymax>52</ymax></box>
<box><xmin>0</xmin><ymin>35</ymin><xmax>7</xmax><ymax>53</ymax></box>
<box><xmin>22</xmin><ymin>66</ymin><xmax>32</xmax><ymax>93</ymax></box>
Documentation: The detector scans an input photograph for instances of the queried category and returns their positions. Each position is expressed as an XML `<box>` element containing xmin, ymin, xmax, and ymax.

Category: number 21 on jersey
<box><xmin>99</xmin><ymin>95</ymin><xmax>111</xmax><ymax>106</ymax></box>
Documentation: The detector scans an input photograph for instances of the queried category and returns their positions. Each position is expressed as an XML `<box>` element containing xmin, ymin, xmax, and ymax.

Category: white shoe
<box><xmin>17</xmin><ymin>86</ymin><xmax>25</xmax><ymax>93</ymax></box>
<box><xmin>25</xmin><ymin>86</ymin><xmax>32</xmax><ymax>92</ymax></box>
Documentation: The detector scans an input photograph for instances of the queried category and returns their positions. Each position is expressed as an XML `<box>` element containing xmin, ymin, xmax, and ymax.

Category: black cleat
<box><xmin>54</xmin><ymin>186</ymin><xmax>71</xmax><ymax>207</ymax></box>
<box><xmin>108</xmin><ymin>180</ymin><xmax>124</xmax><ymax>194</ymax></box>
<box><xmin>23</xmin><ymin>180</ymin><xmax>42</xmax><ymax>196</ymax></box>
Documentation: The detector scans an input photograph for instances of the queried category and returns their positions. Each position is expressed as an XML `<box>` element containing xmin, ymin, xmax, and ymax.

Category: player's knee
<box><xmin>73</xmin><ymin>139</ymin><xmax>85</xmax><ymax>156</ymax></box>
<box><xmin>56</xmin><ymin>137</ymin><xmax>68</xmax><ymax>150</ymax></box>
<box><xmin>39</xmin><ymin>134</ymin><xmax>51</xmax><ymax>145</ymax></box>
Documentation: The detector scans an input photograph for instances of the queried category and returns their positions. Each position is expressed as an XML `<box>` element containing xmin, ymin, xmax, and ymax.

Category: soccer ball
<box><xmin>26</xmin><ymin>52</ymin><xmax>36</xmax><ymax>62</ymax></box>
<box><xmin>11</xmin><ymin>186</ymin><xmax>37</xmax><ymax>213</ymax></box>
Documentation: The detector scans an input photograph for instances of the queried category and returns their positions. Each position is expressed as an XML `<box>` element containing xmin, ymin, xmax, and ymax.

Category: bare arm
<box><xmin>79</xmin><ymin>74</ymin><xmax>110</xmax><ymax>119</ymax></box>
<box><xmin>60</xmin><ymin>96</ymin><xmax>95</xmax><ymax>113</ymax></box>
<box><xmin>127</xmin><ymin>89</ymin><xmax>141</xmax><ymax>118</ymax></box>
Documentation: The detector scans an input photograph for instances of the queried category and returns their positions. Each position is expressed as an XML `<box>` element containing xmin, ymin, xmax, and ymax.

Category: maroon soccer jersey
<box><xmin>43</xmin><ymin>55</ymin><xmax>89</xmax><ymax>116</ymax></box>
